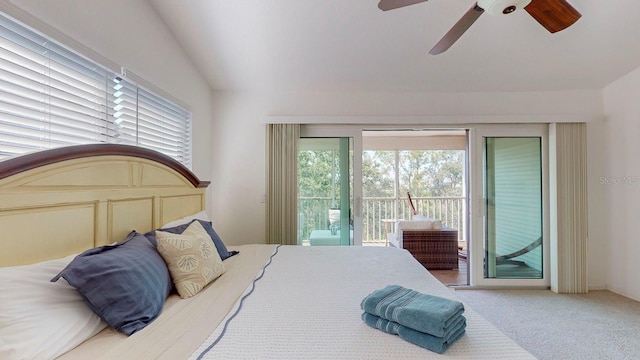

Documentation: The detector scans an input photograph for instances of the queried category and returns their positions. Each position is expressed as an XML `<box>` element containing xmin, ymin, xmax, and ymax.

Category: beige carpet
<box><xmin>454</xmin><ymin>289</ymin><xmax>640</xmax><ymax>360</ymax></box>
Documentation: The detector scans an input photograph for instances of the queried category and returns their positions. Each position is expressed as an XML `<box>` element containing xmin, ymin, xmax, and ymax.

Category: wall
<box><xmin>602</xmin><ymin>66</ymin><xmax>640</xmax><ymax>301</ymax></box>
<box><xmin>1</xmin><ymin>0</ymin><xmax>214</xmax><ymax>210</ymax></box>
<box><xmin>210</xmin><ymin>90</ymin><xmax>605</xmax><ymax>254</ymax></box>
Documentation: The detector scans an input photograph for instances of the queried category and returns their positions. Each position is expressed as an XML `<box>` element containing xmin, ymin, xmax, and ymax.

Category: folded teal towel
<box><xmin>362</xmin><ymin>312</ymin><xmax>466</xmax><ymax>354</ymax></box>
<box><xmin>361</xmin><ymin>285</ymin><xmax>465</xmax><ymax>337</ymax></box>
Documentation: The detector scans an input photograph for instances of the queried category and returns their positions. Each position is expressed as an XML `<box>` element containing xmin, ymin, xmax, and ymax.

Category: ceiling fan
<box><xmin>378</xmin><ymin>0</ymin><xmax>581</xmax><ymax>55</ymax></box>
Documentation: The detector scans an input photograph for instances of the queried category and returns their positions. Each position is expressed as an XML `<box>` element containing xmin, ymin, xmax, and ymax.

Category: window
<box><xmin>112</xmin><ymin>77</ymin><xmax>191</xmax><ymax>165</ymax></box>
<box><xmin>0</xmin><ymin>12</ymin><xmax>191</xmax><ymax>166</ymax></box>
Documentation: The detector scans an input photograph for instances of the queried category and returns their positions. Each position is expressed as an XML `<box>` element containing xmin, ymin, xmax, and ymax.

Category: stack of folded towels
<box><xmin>360</xmin><ymin>285</ymin><xmax>466</xmax><ymax>354</ymax></box>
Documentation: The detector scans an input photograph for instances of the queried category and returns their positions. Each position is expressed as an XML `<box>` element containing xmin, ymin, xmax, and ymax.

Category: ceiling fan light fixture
<box><xmin>477</xmin><ymin>0</ymin><xmax>532</xmax><ymax>16</ymax></box>
<box><xmin>382</xmin><ymin>0</ymin><xmax>580</xmax><ymax>55</ymax></box>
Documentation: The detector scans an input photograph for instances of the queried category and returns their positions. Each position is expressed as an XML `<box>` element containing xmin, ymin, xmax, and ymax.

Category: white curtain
<box><xmin>266</xmin><ymin>124</ymin><xmax>300</xmax><ymax>245</ymax></box>
<box><xmin>550</xmin><ymin>123</ymin><xmax>588</xmax><ymax>293</ymax></box>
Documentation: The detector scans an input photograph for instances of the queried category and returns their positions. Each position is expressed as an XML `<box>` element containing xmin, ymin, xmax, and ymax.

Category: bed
<box><xmin>0</xmin><ymin>144</ymin><xmax>535</xmax><ymax>359</ymax></box>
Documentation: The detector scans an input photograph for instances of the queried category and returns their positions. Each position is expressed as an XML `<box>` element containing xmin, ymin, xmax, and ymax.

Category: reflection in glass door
<box><xmin>484</xmin><ymin>137</ymin><xmax>543</xmax><ymax>279</ymax></box>
<box><xmin>297</xmin><ymin>138</ymin><xmax>352</xmax><ymax>246</ymax></box>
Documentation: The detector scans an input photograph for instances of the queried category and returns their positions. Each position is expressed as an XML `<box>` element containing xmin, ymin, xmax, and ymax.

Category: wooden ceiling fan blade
<box><xmin>524</xmin><ymin>0</ymin><xmax>581</xmax><ymax>33</ymax></box>
<box><xmin>429</xmin><ymin>3</ymin><xmax>484</xmax><ymax>55</ymax></box>
<box><xmin>378</xmin><ymin>0</ymin><xmax>429</xmax><ymax>11</ymax></box>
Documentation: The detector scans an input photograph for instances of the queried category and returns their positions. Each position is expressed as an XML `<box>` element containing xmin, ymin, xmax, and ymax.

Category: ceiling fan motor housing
<box><xmin>477</xmin><ymin>0</ymin><xmax>532</xmax><ymax>15</ymax></box>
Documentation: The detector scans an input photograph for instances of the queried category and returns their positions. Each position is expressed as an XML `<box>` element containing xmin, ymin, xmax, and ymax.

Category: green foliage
<box><xmin>298</xmin><ymin>150</ymin><xmax>341</xmax><ymax>199</ymax></box>
<box><xmin>363</xmin><ymin>150</ymin><xmax>464</xmax><ymax>198</ymax></box>
<box><xmin>399</xmin><ymin>150</ymin><xmax>464</xmax><ymax>197</ymax></box>
<box><xmin>362</xmin><ymin>151</ymin><xmax>395</xmax><ymax>197</ymax></box>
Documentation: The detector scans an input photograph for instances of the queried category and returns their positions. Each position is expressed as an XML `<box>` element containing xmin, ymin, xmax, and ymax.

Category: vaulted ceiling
<box><xmin>149</xmin><ymin>0</ymin><xmax>640</xmax><ymax>93</ymax></box>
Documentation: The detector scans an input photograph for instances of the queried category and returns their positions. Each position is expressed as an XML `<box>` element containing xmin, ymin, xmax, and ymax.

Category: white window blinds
<box><xmin>112</xmin><ymin>77</ymin><xmax>192</xmax><ymax>165</ymax></box>
<box><xmin>0</xmin><ymin>12</ymin><xmax>191</xmax><ymax>166</ymax></box>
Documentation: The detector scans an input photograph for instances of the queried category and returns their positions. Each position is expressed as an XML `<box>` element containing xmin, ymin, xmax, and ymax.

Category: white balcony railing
<box><xmin>298</xmin><ymin>196</ymin><xmax>466</xmax><ymax>244</ymax></box>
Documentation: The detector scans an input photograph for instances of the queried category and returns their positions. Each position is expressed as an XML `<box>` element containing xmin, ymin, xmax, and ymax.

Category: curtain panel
<box><xmin>550</xmin><ymin>122</ymin><xmax>588</xmax><ymax>293</ymax></box>
<box><xmin>266</xmin><ymin>124</ymin><xmax>300</xmax><ymax>245</ymax></box>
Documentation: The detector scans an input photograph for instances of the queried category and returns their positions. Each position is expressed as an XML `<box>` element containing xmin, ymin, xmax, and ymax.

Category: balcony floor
<box><xmin>430</xmin><ymin>258</ymin><xmax>543</xmax><ymax>286</ymax></box>
<box><xmin>359</xmin><ymin>241</ymin><xmax>541</xmax><ymax>284</ymax></box>
<box><xmin>430</xmin><ymin>259</ymin><xmax>468</xmax><ymax>286</ymax></box>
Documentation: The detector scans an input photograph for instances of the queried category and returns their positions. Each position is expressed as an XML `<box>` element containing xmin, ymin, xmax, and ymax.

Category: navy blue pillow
<box><xmin>144</xmin><ymin>219</ymin><xmax>237</xmax><ymax>260</ymax></box>
<box><xmin>51</xmin><ymin>232</ymin><xmax>172</xmax><ymax>336</ymax></box>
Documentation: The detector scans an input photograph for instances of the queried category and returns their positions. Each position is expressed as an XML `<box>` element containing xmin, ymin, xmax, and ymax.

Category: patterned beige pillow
<box><xmin>155</xmin><ymin>220</ymin><xmax>225</xmax><ymax>298</ymax></box>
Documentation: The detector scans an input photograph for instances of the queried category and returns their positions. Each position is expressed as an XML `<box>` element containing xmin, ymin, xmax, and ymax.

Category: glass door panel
<box><xmin>298</xmin><ymin>137</ymin><xmax>352</xmax><ymax>246</ymax></box>
<box><xmin>484</xmin><ymin>137</ymin><xmax>543</xmax><ymax>279</ymax></box>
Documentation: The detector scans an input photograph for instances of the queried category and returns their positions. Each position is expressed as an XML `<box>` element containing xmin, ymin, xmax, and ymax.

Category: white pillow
<box><xmin>396</xmin><ymin>218</ymin><xmax>443</xmax><ymax>231</ymax></box>
<box><xmin>162</xmin><ymin>210</ymin><xmax>211</xmax><ymax>228</ymax></box>
<box><xmin>0</xmin><ymin>255</ymin><xmax>107</xmax><ymax>360</ymax></box>
<box><xmin>397</xmin><ymin>220</ymin><xmax>434</xmax><ymax>231</ymax></box>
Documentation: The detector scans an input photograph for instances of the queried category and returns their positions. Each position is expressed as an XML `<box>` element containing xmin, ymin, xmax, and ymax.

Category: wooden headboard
<box><xmin>0</xmin><ymin>144</ymin><xmax>209</xmax><ymax>267</ymax></box>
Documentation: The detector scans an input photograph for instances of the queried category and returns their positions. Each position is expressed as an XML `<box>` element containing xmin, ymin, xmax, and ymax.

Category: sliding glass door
<box><xmin>484</xmin><ymin>137</ymin><xmax>543</xmax><ymax>279</ymax></box>
<box><xmin>471</xmin><ymin>125</ymin><xmax>548</xmax><ymax>287</ymax></box>
<box><xmin>297</xmin><ymin>137</ymin><xmax>353</xmax><ymax>246</ymax></box>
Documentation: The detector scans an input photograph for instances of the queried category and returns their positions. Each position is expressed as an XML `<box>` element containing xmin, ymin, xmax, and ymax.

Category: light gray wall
<box><xmin>212</xmin><ymin>91</ymin><xmax>613</xmax><ymax>294</ymax></box>
<box><xmin>210</xmin><ymin>90</ymin><xmax>604</xmax><ymax>253</ymax></box>
<box><xmin>602</xmin><ymin>65</ymin><xmax>640</xmax><ymax>301</ymax></box>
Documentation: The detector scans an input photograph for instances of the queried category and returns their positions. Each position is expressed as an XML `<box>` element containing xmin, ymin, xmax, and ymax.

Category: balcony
<box><xmin>298</xmin><ymin>196</ymin><xmax>466</xmax><ymax>247</ymax></box>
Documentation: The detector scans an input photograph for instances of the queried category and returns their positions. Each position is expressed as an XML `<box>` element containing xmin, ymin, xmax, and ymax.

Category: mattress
<box><xmin>60</xmin><ymin>245</ymin><xmax>534</xmax><ymax>359</ymax></box>
<box><xmin>193</xmin><ymin>245</ymin><xmax>534</xmax><ymax>359</ymax></box>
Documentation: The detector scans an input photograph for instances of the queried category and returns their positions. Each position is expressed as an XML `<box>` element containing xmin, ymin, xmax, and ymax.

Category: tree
<box><xmin>362</xmin><ymin>151</ymin><xmax>395</xmax><ymax>197</ymax></box>
<box><xmin>399</xmin><ymin>150</ymin><xmax>463</xmax><ymax>197</ymax></box>
<box><xmin>298</xmin><ymin>150</ymin><xmax>334</xmax><ymax>198</ymax></box>
<box><xmin>361</xmin><ymin>150</ymin><xmax>464</xmax><ymax>198</ymax></box>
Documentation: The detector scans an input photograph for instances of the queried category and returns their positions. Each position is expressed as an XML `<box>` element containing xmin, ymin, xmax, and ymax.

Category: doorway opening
<box><xmin>296</xmin><ymin>123</ymin><xmax>549</xmax><ymax>288</ymax></box>
<box><xmin>362</xmin><ymin>129</ymin><xmax>469</xmax><ymax>285</ymax></box>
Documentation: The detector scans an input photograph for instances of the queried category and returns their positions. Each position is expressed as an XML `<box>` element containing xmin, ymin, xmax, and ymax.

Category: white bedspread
<box><xmin>191</xmin><ymin>245</ymin><xmax>535</xmax><ymax>359</ymax></box>
<box><xmin>59</xmin><ymin>245</ymin><xmax>278</xmax><ymax>360</ymax></box>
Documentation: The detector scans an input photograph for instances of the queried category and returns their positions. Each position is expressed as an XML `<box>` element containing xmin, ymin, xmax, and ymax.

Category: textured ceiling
<box><xmin>149</xmin><ymin>0</ymin><xmax>640</xmax><ymax>93</ymax></box>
